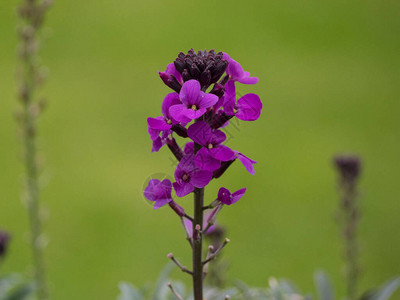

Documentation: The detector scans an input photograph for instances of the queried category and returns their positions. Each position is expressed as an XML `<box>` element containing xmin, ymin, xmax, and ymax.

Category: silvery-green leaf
<box><xmin>369</xmin><ymin>278</ymin><xmax>400</xmax><ymax>300</ymax></box>
<box><xmin>117</xmin><ymin>282</ymin><xmax>144</xmax><ymax>300</ymax></box>
<box><xmin>152</xmin><ymin>262</ymin><xmax>175</xmax><ymax>300</ymax></box>
<box><xmin>3</xmin><ymin>283</ymin><xmax>35</xmax><ymax>300</ymax></box>
<box><xmin>314</xmin><ymin>271</ymin><xmax>335</xmax><ymax>300</ymax></box>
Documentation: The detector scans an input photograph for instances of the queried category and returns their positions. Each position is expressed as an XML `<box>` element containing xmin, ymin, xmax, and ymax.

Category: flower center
<box><xmin>191</xmin><ymin>105</ymin><xmax>198</xmax><ymax>111</ymax></box>
<box><xmin>207</xmin><ymin>143</ymin><xmax>213</xmax><ymax>149</ymax></box>
<box><xmin>233</xmin><ymin>108</ymin><xmax>238</xmax><ymax>114</ymax></box>
<box><xmin>182</xmin><ymin>173</ymin><xmax>190</xmax><ymax>182</ymax></box>
<box><xmin>166</xmin><ymin>119</ymin><xmax>172</xmax><ymax>124</ymax></box>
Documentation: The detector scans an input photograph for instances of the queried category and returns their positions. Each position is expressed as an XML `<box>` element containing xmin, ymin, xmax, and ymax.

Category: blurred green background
<box><xmin>1</xmin><ymin>0</ymin><xmax>399</xmax><ymax>299</ymax></box>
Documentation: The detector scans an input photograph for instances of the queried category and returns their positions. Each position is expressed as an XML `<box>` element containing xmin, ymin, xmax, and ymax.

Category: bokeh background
<box><xmin>1</xmin><ymin>0</ymin><xmax>399</xmax><ymax>299</ymax></box>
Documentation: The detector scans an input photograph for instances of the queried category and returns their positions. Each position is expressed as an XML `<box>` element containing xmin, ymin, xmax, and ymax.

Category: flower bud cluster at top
<box><xmin>144</xmin><ymin>49</ymin><xmax>262</xmax><ymax>235</ymax></box>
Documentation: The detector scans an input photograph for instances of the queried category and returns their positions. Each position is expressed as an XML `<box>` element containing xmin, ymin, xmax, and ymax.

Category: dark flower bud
<box><xmin>210</xmin><ymin>83</ymin><xmax>224</xmax><ymax>98</ymax></box>
<box><xmin>190</xmin><ymin>63</ymin><xmax>201</xmax><ymax>79</ymax></box>
<box><xmin>166</xmin><ymin>138</ymin><xmax>184</xmax><ymax>161</ymax></box>
<box><xmin>174</xmin><ymin>58</ymin><xmax>186</xmax><ymax>73</ymax></box>
<box><xmin>167</xmin><ymin>76</ymin><xmax>182</xmax><ymax>93</ymax></box>
<box><xmin>211</xmin><ymin>60</ymin><xmax>228</xmax><ymax>83</ymax></box>
<box><xmin>182</xmin><ymin>69</ymin><xmax>192</xmax><ymax>82</ymax></box>
<box><xmin>0</xmin><ymin>230</ymin><xmax>10</xmax><ymax>258</ymax></box>
<box><xmin>334</xmin><ymin>155</ymin><xmax>361</xmax><ymax>183</ymax></box>
<box><xmin>199</xmin><ymin>70</ymin><xmax>211</xmax><ymax>88</ymax></box>
<box><xmin>169</xmin><ymin>200</ymin><xmax>185</xmax><ymax>217</ymax></box>
<box><xmin>210</xmin><ymin>112</ymin><xmax>233</xmax><ymax>129</ymax></box>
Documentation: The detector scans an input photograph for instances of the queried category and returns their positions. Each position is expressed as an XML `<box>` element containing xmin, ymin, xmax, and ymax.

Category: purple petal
<box><xmin>153</xmin><ymin>198</ymin><xmax>172</xmax><ymax>209</ymax></box>
<box><xmin>210</xmin><ymin>130</ymin><xmax>226</xmax><ymax>145</ymax></box>
<box><xmin>180</xmin><ymin>80</ymin><xmax>201</xmax><ymax>106</ymax></box>
<box><xmin>144</xmin><ymin>179</ymin><xmax>172</xmax><ymax>202</ymax></box>
<box><xmin>187</xmin><ymin>121</ymin><xmax>212</xmax><ymax>146</ymax></box>
<box><xmin>236</xmin><ymin>94</ymin><xmax>262</xmax><ymax>121</ymax></box>
<box><xmin>190</xmin><ymin>169</ymin><xmax>213</xmax><ymax>188</ymax></box>
<box><xmin>210</xmin><ymin>145</ymin><xmax>236</xmax><ymax>161</ymax></box>
<box><xmin>148</xmin><ymin>127</ymin><xmax>161</xmax><ymax>141</ymax></box>
<box><xmin>238</xmin><ymin>74</ymin><xmax>259</xmax><ymax>85</ymax></box>
<box><xmin>182</xmin><ymin>107</ymin><xmax>207</xmax><ymax>120</ymax></box>
<box><xmin>184</xmin><ymin>142</ymin><xmax>194</xmax><ymax>154</ymax></box>
<box><xmin>147</xmin><ymin>116</ymin><xmax>171</xmax><ymax>130</ymax></box>
<box><xmin>161</xmin><ymin>93</ymin><xmax>181</xmax><ymax>119</ymax></box>
<box><xmin>217</xmin><ymin>187</ymin><xmax>231</xmax><ymax>204</ymax></box>
<box><xmin>194</xmin><ymin>148</ymin><xmax>221</xmax><ymax>171</ymax></box>
<box><xmin>169</xmin><ymin>104</ymin><xmax>189</xmax><ymax>123</ymax></box>
<box><xmin>226</xmin><ymin>59</ymin><xmax>245</xmax><ymax>81</ymax></box>
<box><xmin>231</xmin><ymin>188</ymin><xmax>247</xmax><ymax>204</ymax></box>
<box><xmin>173</xmin><ymin>181</ymin><xmax>194</xmax><ymax>197</ymax></box>
<box><xmin>236</xmin><ymin>152</ymin><xmax>257</xmax><ymax>175</ymax></box>
<box><xmin>165</xmin><ymin>63</ymin><xmax>183</xmax><ymax>83</ymax></box>
<box><xmin>199</xmin><ymin>93</ymin><xmax>219</xmax><ymax>109</ymax></box>
<box><xmin>183</xmin><ymin>218</ymin><xmax>193</xmax><ymax>237</ymax></box>
<box><xmin>223</xmin><ymin>80</ymin><xmax>236</xmax><ymax>115</ymax></box>
<box><xmin>151</xmin><ymin>137</ymin><xmax>163</xmax><ymax>152</ymax></box>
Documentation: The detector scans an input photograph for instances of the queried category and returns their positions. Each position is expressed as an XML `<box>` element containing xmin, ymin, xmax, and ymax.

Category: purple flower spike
<box><xmin>173</xmin><ymin>154</ymin><xmax>213</xmax><ymax>197</ymax></box>
<box><xmin>224</xmin><ymin>80</ymin><xmax>262</xmax><ymax>121</ymax></box>
<box><xmin>144</xmin><ymin>179</ymin><xmax>173</xmax><ymax>209</ymax></box>
<box><xmin>235</xmin><ymin>151</ymin><xmax>257</xmax><ymax>175</ymax></box>
<box><xmin>217</xmin><ymin>187</ymin><xmax>247</xmax><ymax>205</ymax></box>
<box><xmin>187</xmin><ymin>121</ymin><xmax>236</xmax><ymax>171</ymax></box>
<box><xmin>223</xmin><ymin>53</ymin><xmax>259</xmax><ymax>85</ymax></box>
<box><xmin>169</xmin><ymin>80</ymin><xmax>219</xmax><ymax>122</ymax></box>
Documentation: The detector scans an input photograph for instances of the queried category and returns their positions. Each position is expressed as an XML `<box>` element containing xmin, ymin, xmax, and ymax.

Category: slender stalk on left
<box><xmin>16</xmin><ymin>1</ymin><xmax>52</xmax><ymax>299</ymax></box>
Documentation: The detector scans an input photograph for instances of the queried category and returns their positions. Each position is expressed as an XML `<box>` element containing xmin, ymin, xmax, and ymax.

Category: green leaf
<box><xmin>314</xmin><ymin>270</ymin><xmax>335</xmax><ymax>300</ymax></box>
<box><xmin>3</xmin><ymin>283</ymin><xmax>35</xmax><ymax>300</ymax></box>
<box><xmin>152</xmin><ymin>262</ymin><xmax>175</xmax><ymax>300</ymax></box>
<box><xmin>117</xmin><ymin>282</ymin><xmax>144</xmax><ymax>300</ymax></box>
<box><xmin>370</xmin><ymin>278</ymin><xmax>400</xmax><ymax>300</ymax></box>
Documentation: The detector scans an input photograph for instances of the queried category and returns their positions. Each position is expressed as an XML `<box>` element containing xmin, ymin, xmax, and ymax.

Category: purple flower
<box><xmin>187</xmin><ymin>121</ymin><xmax>236</xmax><ymax>171</ymax></box>
<box><xmin>235</xmin><ymin>151</ymin><xmax>257</xmax><ymax>175</ymax></box>
<box><xmin>223</xmin><ymin>80</ymin><xmax>262</xmax><ymax>121</ymax></box>
<box><xmin>169</xmin><ymin>80</ymin><xmax>219</xmax><ymax>122</ymax></box>
<box><xmin>159</xmin><ymin>63</ymin><xmax>183</xmax><ymax>92</ymax></box>
<box><xmin>0</xmin><ymin>230</ymin><xmax>10</xmax><ymax>257</ymax></box>
<box><xmin>147</xmin><ymin>92</ymin><xmax>182</xmax><ymax>143</ymax></box>
<box><xmin>144</xmin><ymin>179</ymin><xmax>173</xmax><ymax>209</ymax></box>
<box><xmin>150</xmin><ymin>130</ymin><xmax>171</xmax><ymax>152</ymax></box>
<box><xmin>223</xmin><ymin>53</ymin><xmax>258</xmax><ymax>85</ymax></box>
<box><xmin>217</xmin><ymin>187</ymin><xmax>246</xmax><ymax>205</ymax></box>
<box><xmin>173</xmin><ymin>153</ymin><xmax>213</xmax><ymax>197</ymax></box>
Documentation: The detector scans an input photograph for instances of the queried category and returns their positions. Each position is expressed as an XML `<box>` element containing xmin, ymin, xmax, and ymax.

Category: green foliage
<box><xmin>117</xmin><ymin>267</ymin><xmax>399</xmax><ymax>300</ymax></box>
<box><xmin>0</xmin><ymin>274</ymin><xmax>34</xmax><ymax>300</ymax></box>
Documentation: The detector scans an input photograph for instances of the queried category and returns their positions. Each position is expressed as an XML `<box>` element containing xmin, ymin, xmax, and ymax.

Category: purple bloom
<box><xmin>0</xmin><ymin>230</ymin><xmax>10</xmax><ymax>257</ymax></box>
<box><xmin>159</xmin><ymin>63</ymin><xmax>183</xmax><ymax>92</ymax></box>
<box><xmin>223</xmin><ymin>80</ymin><xmax>262</xmax><ymax>121</ymax></box>
<box><xmin>147</xmin><ymin>93</ymin><xmax>181</xmax><ymax>136</ymax></box>
<box><xmin>235</xmin><ymin>151</ymin><xmax>257</xmax><ymax>175</ymax></box>
<box><xmin>144</xmin><ymin>179</ymin><xmax>173</xmax><ymax>209</ymax></box>
<box><xmin>150</xmin><ymin>130</ymin><xmax>171</xmax><ymax>152</ymax></box>
<box><xmin>184</xmin><ymin>141</ymin><xmax>194</xmax><ymax>154</ymax></box>
<box><xmin>223</xmin><ymin>53</ymin><xmax>259</xmax><ymax>85</ymax></box>
<box><xmin>187</xmin><ymin>121</ymin><xmax>236</xmax><ymax>171</ymax></box>
<box><xmin>217</xmin><ymin>187</ymin><xmax>246</xmax><ymax>205</ymax></box>
<box><xmin>169</xmin><ymin>80</ymin><xmax>219</xmax><ymax>122</ymax></box>
<box><xmin>173</xmin><ymin>153</ymin><xmax>213</xmax><ymax>197</ymax></box>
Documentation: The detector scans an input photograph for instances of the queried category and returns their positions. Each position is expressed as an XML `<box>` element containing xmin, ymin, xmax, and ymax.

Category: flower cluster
<box><xmin>145</xmin><ymin>48</ymin><xmax>261</xmax><ymax>235</ymax></box>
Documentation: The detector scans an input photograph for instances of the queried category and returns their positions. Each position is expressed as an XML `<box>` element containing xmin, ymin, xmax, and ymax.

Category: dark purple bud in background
<box><xmin>174</xmin><ymin>58</ymin><xmax>186</xmax><ymax>73</ymax></box>
<box><xmin>334</xmin><ymin>155</ymin><xmax>361</xmax><ymax>184</ymax></box>
<box><xmin>211</xmin><ymin>60</ymin><xmax>228</xmax><ymax>83</ymax></box>
<box><xmin>0</xmin><ymin>230</ymin><xmax>10</xmax><ymax>258</ymax></box>
<box><xmin>190</xmin><ymin>63</ymin><xmax>201</xmax><ymax>79</ymax></box>
<box><xmin>182</xmin><ymin>69</ymin><xmax>192</xmax><ymax>82</ymax></box>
